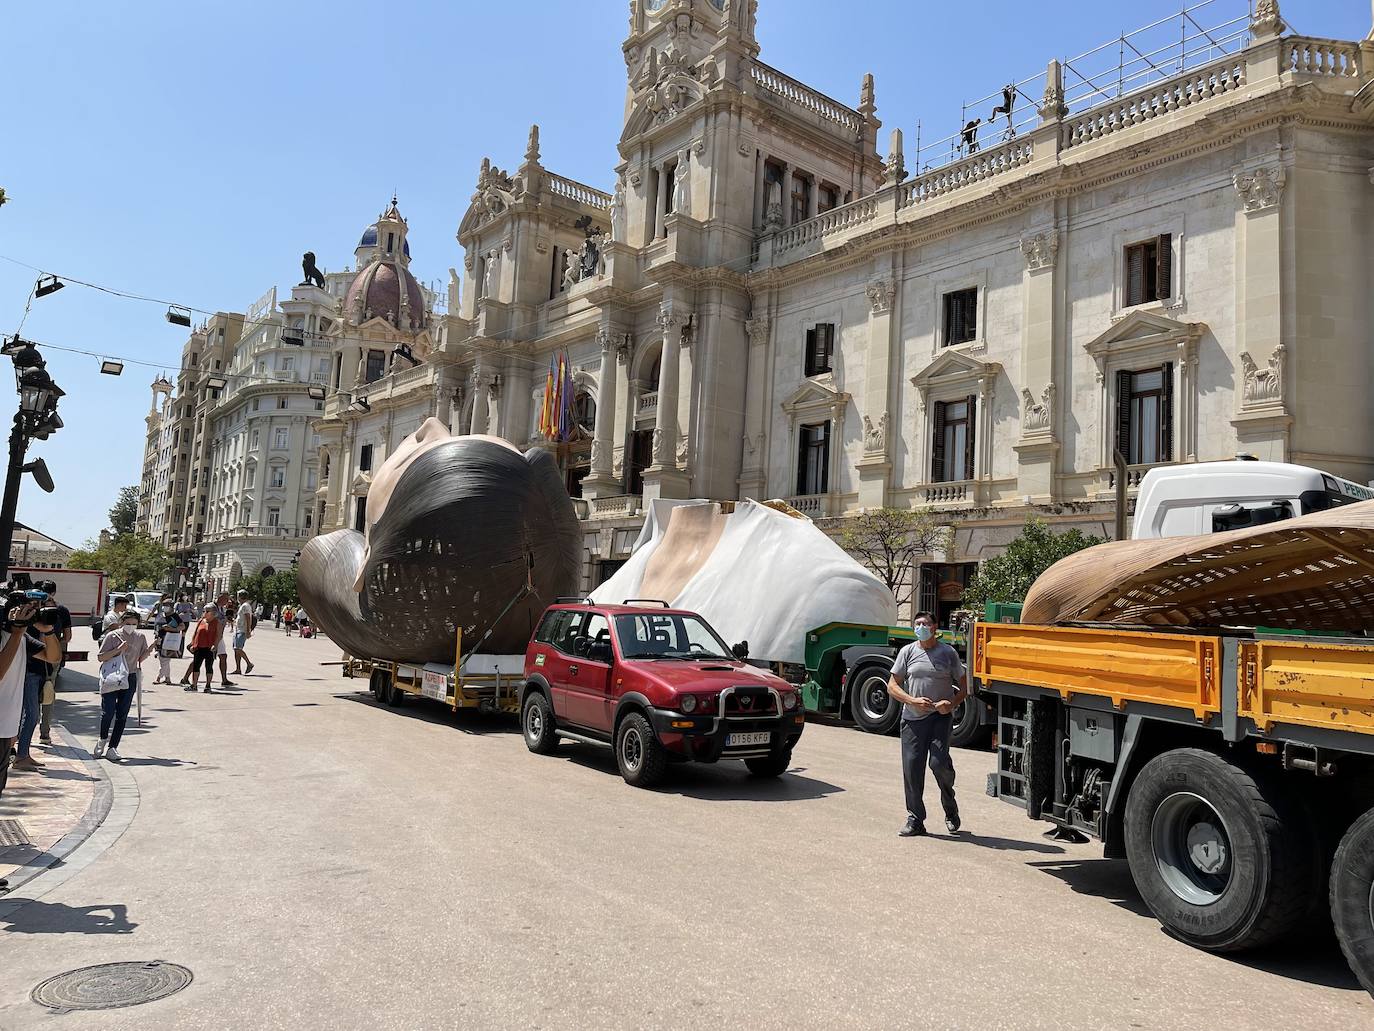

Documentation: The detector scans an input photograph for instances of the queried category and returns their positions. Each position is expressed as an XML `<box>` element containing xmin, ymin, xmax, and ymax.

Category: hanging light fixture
<box><xmin>100</xmin><ymin>358</ymin><xmax>124</xmax><ymax>376</ymax></box>
<box><xmin>34</xmin><ymin>275</ymin><xmax>64</xmax><ymax>299</ymax></box>
<box><xmin>307</xmin><ymin>385</ymin><xmax>326</xmax><ymax>401</ymax></box>
<box><xmin>166</xmin><ymin>306</ymin><xmax>193</xmax><ymax>328</ymax></box>
<box><xmin>392</xmin><ymin>343</ymin><xmax>419</xmax><ymax>368</ymax></box>
<box><xmin>206</xmin><ymin>375</ymin><xmax>228</xmax><ymax>391</ymax></box>
<box><xmin>349</xmin><ymin>396</ymin><xmax>371</xmax><ymax>413</ymax></box>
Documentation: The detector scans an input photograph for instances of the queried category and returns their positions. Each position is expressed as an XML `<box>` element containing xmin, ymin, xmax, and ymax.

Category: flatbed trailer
<box><xmin>973</xmin><ymin>620</ymin><xmax>1374</xmax><ymax>994</ymax></box>
<box><xmin>344</xmin><ymin>631</ymin><xmax>523</xmax><ymax>716</ymax></box>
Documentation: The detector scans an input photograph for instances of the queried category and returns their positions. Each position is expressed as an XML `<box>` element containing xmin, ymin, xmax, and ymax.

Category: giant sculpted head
<box><xmin>299</xmin><ymin>418</ymin><xmax>581</xmax><ymax>662</ymax></box>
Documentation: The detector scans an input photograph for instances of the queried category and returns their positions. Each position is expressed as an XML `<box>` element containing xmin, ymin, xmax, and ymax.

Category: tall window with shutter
<box><xmin>931</xmin><ymin>397</ymin><xmax>976</xmax><ymax>482</ymax></box>
<box><xmin>1123</xmin><ymin>234</ymin><xmax>1172</xmax><ymax>307</ymax></box>
<box><xmin>942</xmin><ymin>288</ymin><xmax>978</xmax><ymax>347</ymax></box>
<box><xmin>796</xmin><ymin>422</ymin><xmax>830</xmax><ymax>495</ymax></box>
<box><xmin>805</xmin><ymin>323</ymin><xmax>835</xmax><ymax>377</ymax></box>
<box><xmin>1115</xmin><ymin>365</ymin><xmax>1173</xmax><ymax>465</ymax></box>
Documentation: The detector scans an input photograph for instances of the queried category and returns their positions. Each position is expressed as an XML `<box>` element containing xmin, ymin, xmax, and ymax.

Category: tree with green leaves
<box><xmin>67</xmin><ymin>532</ymin><xmax>175</xmax><ymax>590</ymax></box>
<box><xmin>841</xmin><ymin>507</ymin><xmax>954</xmax><ymax>611</ymax></box>
<box><xmin>263</xmin><ymin>568</ymin><xmax>300</xmax><ymax>608</ymax></box>
<box><xmin>108</xmin><ymin>485</ymin><xmax>139</xmax><ymax>538</ymax></box>
<box><xmin>963</xmin><ymin>519</ymin><xmax>1105</xmax><ymax>612</ymax></box>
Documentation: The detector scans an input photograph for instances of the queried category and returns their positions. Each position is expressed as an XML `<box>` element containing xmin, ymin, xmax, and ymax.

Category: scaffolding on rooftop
<box><xmin>911</xmin><ymin>0</ymin><xmax>1258</xmax><ymax>174</ymax></box>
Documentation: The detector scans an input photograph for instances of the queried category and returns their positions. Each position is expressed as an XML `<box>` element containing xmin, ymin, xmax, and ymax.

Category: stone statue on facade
<box><xmin>1241</xmin><ymin>345</ymin><xmax>1285</xmax><ymax>405</ymax></box>
<box><xmin>301</xmin><ymin>252</ymin><xmax>326</xmax><ymax>289</ymax></box>
<box><xmin>764</xmin><ymin>179</ymin><xmax>784</xmax><ymax>230</ymax></box>
<box><xmin>611</xmin><ymin>176</ymin><xmax>627</xmax><ymax>242</ymax></box>
<box><xmin>863</xmin><ymin>413</ymin><xmax>888</xmax><ymax>454</ymax></box>
<box><xmin>1021</xmin><ymin>384</ymin><xmax>1054</xmax><ymax>433</ymax></box>
<box><xmin>562</xmin><ymin>249</ymin><xmax>580</xmax><ymax>291</ymax></box>
<box><xmin>673</xmin><ymin>149</ymin><xmax>692</xmax><ymax>218</ymax></box>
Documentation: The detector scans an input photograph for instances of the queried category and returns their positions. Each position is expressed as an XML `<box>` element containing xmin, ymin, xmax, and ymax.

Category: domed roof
<box><xmin>345</xmin><ymin>260</ymin><xmax>425</xmax><ymax>330</ymax></box>
<box><xmin>358</xmin><ymin>223</ymin><xmax>410</xmax><ymax>257</ymax></box>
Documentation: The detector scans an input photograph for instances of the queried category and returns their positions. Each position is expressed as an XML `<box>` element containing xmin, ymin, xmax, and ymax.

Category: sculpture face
<box><xmin>299</xmin><ymin>418</ymin><xmax>581</xmax><ymax>662</ymax></box>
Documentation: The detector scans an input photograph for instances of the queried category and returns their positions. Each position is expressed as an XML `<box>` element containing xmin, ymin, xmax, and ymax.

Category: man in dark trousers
<box><xmin>886</xmin><ymin>610</ymin><xmax>969</xmax><ymax>837</ymax></box>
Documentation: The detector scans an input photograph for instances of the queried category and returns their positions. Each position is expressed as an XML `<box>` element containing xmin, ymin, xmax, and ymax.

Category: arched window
<box><xmin>573</xmin><ymin>391</ymin><xmax>596</xmax><ymax>436</ymax></box>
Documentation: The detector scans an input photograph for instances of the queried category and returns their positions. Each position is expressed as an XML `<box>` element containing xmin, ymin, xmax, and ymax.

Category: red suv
<box><xmin>521</xmin><ymin>601</ymin><xmax>806</xmax><ymax>788</ymax></box>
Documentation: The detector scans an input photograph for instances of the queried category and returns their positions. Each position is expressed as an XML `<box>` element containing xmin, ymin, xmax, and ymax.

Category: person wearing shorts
<box><xmin>185</xmin><ymin>604</ymin><xmax>221</xmax><ymax>693</ymax></box>
<box><xmin>232</xmin><ymin>590</ymin><xmax>255</xmax><ymax>675</ymax></box>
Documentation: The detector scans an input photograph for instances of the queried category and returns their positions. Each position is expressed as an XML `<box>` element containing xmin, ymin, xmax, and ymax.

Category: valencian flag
<box><xmin>538</xmin><ymin>350</ymin><xmax>576</xmax><ymax>442</ymax></box>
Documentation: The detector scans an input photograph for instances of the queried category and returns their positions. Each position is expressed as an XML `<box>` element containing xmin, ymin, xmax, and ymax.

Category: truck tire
<box><xmin>521</xmin><ymin>691</ymin><xmax>559</xmax><ymax>755</ymax></box>
<box><xmin>1124</xmin><ymin>748</ymin><xmax>1318</xmax><ymax>952</ymax></box>
<box><xmin>385</xmin><ymin>674</ymin><xmax>405</xmax><ymax>708</ymax></box>
<box><xmin>1330</xmin><ymin>807</ymin><xmax>1374</xmax><ymax>995</ymax></box>
<box><xmin>615</xmin><ymin>712</ymin><xmax>668</xmax><ymax>789</ymax></box>
<box><xmin>948</xmin><ymin>698</ymin><xmax>987</xmax><ymax>750</ymax></box>
<box><xmin>368</xmin><ymin>669</ymin><xmax>384</xmax><ymax>701</ymax></box>
<box><xmin>745</xmin><ymin>750</ymin><xmax>792</xmax><ymax>778</ymax></box>
<box><xmin>847</xmin><ymin>661</ymin><xmax>900</xmax><ymax>735</ymax></box>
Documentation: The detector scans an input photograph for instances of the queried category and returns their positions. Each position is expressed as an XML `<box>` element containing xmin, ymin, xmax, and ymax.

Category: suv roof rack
<box><xmin>552</xmin><ymin>596</ymin><xmax>591</xmax><ymax>605</ymax></box>
<box><xmin>623</xmin><ymin>598</ymin><xmax>670</xmax><ymax>607</ymax></box>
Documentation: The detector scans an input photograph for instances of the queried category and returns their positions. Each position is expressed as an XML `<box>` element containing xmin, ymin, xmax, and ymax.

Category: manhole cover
<box><xmin>0</xmin><ymin>818</ymin><xmax>29</xmax><ymax>846</ymax></box>
<box><xmin>31</xmin><ymin>961</ymin><xmax>193</xmax><ymax>1012</ymax></box>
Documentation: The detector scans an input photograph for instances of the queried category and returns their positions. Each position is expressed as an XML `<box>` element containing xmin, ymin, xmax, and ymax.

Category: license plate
<box><xmin>726</xmin><ymin>731</ymin><xmax>771</xmax><ymax>747</ymax></box>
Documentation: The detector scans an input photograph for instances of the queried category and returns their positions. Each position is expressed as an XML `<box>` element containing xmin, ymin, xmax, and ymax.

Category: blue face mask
<box><xmin>914</xmin><ymin>625</ymin><xmax>934</xmax><ymax>643</ymax></box>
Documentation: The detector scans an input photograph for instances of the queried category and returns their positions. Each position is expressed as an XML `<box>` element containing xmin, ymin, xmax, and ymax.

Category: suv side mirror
<box><xmin>731</xmin><ymin>640</ymin><xmax>749</xmax><ymax>661</ymax></box>
<box><xmin>588</xmin><ymin>639</ymin><xmax>613</xmax><ymax>664</ymax></box>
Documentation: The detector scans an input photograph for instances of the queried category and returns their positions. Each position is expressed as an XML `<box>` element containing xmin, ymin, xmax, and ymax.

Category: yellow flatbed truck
<box><xmin>345</xmin><ymin>631</ymin><xmax>523</xmax><ymax>717</ymax></box>
<box><xmin>973</xmin><ymin>622</ymin><xmax>1374</xmax><ymax>994</ymax></box>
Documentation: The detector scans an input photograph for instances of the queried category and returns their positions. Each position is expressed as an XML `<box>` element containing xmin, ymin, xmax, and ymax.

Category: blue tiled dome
<box><xmin>358</xmin><ymin>223</ymin><xmax>410</xmax><ymax>256</ymax></box>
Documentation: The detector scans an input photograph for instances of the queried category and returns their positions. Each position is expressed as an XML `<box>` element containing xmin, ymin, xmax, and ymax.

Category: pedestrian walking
<box><xmin>95</xmin><ymin>607</ymin><xmax>149</xmax><ymax>761</ymax></box>
<box><xmin>100</xmin><ymin>594</ymin><xmax>132</xmax><ymax>637</ymax></box>
<box><xmin>185</xmin><ymin>603</ymin><xmax>221</xmax><ymax>693</ymax></box>
<box><xmin>887</xmin><ymin>610</ymin><xmax>970</xmax><ymax>837</ymax></box>
<box><xmin>174</xmin><ymin>593</ymin><xmax>196</xmax><ymax>627</ymax></box>
<box><xmin>10</xmin><ymin>604</ymin><xmax>63</xmax><ymax>772</ymax></box>
<box><xmin>0</xmin><ymin>599</ymin><xmax>58</xmax><ymax>796</ymax></box>
<box><xmin>273</xmin><ymin>604</ymin><xmax>281</xmax><ymax>629</ymax></box>
<box><xmin>232</xmin><ymin>590</ymin><xmax>255</xmax><ymax>675</ymax></box>
<box><xmin>213</xmin><ymin>592</ymin><xmax>235</xmax><ymax>687</ymax></box>
<box><xmin>153</xmin><ymin>612</ymin><xmax>184</xmax><ymax>684</ymax></box>
<box><xmin>37</xmin><ymin>580</ymin><xmax>71</xmax><ymax>746</ymax></box>
<box><xmin>283</xmin><ymin>605</ymin><xmax>296</xmax><ymax>635</ymax></box>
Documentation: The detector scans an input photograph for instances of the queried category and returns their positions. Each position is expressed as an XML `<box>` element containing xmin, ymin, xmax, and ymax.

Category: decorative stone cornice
<box><xmin>1233</xmin><ymin>165</ymin><xmax>1285</xmax><ymax>212</ymax></box>
<box><xmin>1020</xmin><ymin>230</ymin><xmax>1059</xmax><ymax>271</ymax></box>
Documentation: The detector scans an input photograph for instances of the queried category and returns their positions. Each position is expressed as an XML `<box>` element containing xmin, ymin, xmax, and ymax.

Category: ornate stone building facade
<box><xmin>304</xmin><ymin>0</ymin><xmax>1373</xmax><ymax>609</ymax></box>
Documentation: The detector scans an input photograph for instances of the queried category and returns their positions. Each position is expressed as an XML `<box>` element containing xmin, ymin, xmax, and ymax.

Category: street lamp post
<box><xmin>0</xmin><ymin>339</ymin><xmax>64</xmax><ymax>579</ymax></box>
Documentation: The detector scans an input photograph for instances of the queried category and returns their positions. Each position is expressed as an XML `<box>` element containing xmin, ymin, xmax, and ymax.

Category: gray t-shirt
<box><xmin>890</xmin><ymin>641</ymin><xmax>966</xmax><ymax>721</ymax></box>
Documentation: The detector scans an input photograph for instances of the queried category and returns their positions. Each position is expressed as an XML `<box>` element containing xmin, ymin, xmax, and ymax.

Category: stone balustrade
<box><xmin>751</xmin><ymin>61</ymin><xmax>863</xmax><ymax>136</ymax></box>
<box><xmin>773</xmin><ymin>195</ymin><xmax>881</xmax><ymax>256</ymax></box>
<box><xmin>920</xmin><ymin>481</ymin><xmax>971</xmax><ymax>505</ymax></box>
<box><xmin>782</xmin><ymin>494</ymin><xmax>830</xmax><ymax>517</ymax></box>
<box><xmin>900</xmin><ymin>138</ymin><xmax>1034</xmax><ymax>207</ymax></box>
<box><xmin>1062</xmin><ymin>56</ymin><xmax>1246</xmax><ymax>150</ymax></box>
<box><xmin>545</xmin><ymin>172</ymin><xmax>613</xmax><ymax>210</ymax></box>
<box><xmin>588</xmin><ymin>495</ymin><xmax>641</xmax><ymax>518</ymax></box>
<box><xmin>1287</xmin><ymin>37</ymin><xmax>1362</xmax><ymax>78</ymax></box>
<box><xmin>636</xmin><ymin>391</ymin><xmax>658</xmax><ymax>417</ymax></box>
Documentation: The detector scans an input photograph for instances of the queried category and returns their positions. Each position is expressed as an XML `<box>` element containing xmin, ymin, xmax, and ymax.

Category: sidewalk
<box><xmin>0</xmin><ymin>727</ymin><xmax>102</xmax><ymax>888</ymax></box>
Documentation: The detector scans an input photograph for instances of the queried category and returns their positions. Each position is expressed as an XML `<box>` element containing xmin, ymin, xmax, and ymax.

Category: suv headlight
<box><xmin>783</xmin><ymin>691</ymin><xmax>799</xmax><ymax>711</ymax></box>
<box><xmin>680</xmin><ymin>694</ymin><xmax>698</xmax><ymax>713</ymax></box>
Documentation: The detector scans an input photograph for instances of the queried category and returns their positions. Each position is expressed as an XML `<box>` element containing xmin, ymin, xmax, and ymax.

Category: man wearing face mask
<box><xmin>886</xmin><ymin>610</ymin><xmax>969</xmax><ymax>837</ymax></box>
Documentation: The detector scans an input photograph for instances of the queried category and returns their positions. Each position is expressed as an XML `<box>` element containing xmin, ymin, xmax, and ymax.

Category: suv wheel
<box><xmin>615</xmin><ymin>712</ymin><xmax>667</xmax><ymax>788</ymax></box>
<box><xmin>522</xmin><ymin>691</ymin><xmax>559</xmax><ymax>755</ymax></box>
<box><xmin>745</xmin><ymin>750</ymin><xmax>792</xmax><ymax>778</ymax></box>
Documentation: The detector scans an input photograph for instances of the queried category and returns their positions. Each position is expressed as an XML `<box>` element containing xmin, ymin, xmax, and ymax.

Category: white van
<box><xmin>1132</xmin><ymin>459</ymin><xmax>1374</xmax><ymax>540</ymax></box>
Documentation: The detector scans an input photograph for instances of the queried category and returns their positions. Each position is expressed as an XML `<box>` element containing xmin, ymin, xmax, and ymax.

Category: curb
<box><xmin>0</xmin><ymin>724</ymin><xmax>140</xmax><ymax>915</ymax></box>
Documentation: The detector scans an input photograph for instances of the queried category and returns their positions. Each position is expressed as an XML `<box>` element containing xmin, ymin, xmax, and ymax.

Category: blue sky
<box><xmin>2</xmin><ymin>0</ymin><xmax>1366</xmax><ymax>546</ymax></box>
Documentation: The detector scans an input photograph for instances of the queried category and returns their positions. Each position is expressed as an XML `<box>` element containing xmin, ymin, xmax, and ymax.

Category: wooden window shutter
<box><xmin>822</xmin><ymin>324</ymin><xmax>835</xmax><ymax>370</ymax></box>
<box><xmin>804</xmin><ymin>327</ymin><xmax>816</xmax><ymax>376</ymax></box>
<box><xmin>1160</xmin><ymin>362</ymin><xmax>1175</xmax><ymax>461</ymax></box>
<box><xmin>964</xmin><ymin>292</ymin><xmax>977</xmax><ymax>341</ymax></box>
<box><xmin>964</xmin><ymin>393</ymin><xmax>977</xmax><ymax>480</ymax></box>
<box><xmin>1125</xmin><ymin>245</ymin><xmax>1145</xmax><ymax>307</ymax></box>
<box><xmin>796</xmin><ymin>428</ymin><xmax>807</xmax><ymax>493</ymax></box>
<box><xmin>1115</xmin><ymin>369</ymin><xmax>1134</xmax><ymax>462</ymax></box>
<box><xmin>1155</xmin><ymin>233</ymin><xmax>1173</xmax><ymax>300</ymax></box>
<box><xmin>931</xmin><ymin>402</ymin><xmax>947</xmax><ymax>481</ymax></box>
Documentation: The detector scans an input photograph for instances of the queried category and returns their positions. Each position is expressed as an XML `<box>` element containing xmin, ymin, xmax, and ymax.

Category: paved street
<box><xmin>0</xmin><ymin>629</ymin><xmax>1368</xmax><ymax>1030</ymax></box>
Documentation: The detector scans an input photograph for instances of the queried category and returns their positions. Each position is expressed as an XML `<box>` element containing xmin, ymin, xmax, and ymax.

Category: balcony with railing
<box><xmin>782</xmin><ymin>494</ymin><xmax>837</xmax><ymax>518</ymax></box>
<box><xmin>919</xmin><ymin>480</ymin><xmax>975</xmax><ymax>506</ymax></box>
<box><xmin>635</xmin><ymin>391</ymin><xmax>658</xmax><ymax>419</ymax></box>
<box><xmin>544</xmin><ymin>172</ymin><xmax>612</xmax><ymax>211</ymax></box>
<box><xmin>751</xmin><ymin>62</ymin><xmax>864</xmax><ymax>137</ymax></box>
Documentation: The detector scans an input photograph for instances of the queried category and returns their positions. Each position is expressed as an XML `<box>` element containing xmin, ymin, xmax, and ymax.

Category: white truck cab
<box><xmin>1132</xmin><ymin>459</ymin><xmax>1374</xmax><ymax>540</ymax></box>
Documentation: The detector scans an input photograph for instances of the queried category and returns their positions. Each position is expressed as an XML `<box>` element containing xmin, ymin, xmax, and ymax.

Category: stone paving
<box><xmin>0</xmin><ymin>723</ymin><xmax>99</xmax><ymax>886</ymax></box>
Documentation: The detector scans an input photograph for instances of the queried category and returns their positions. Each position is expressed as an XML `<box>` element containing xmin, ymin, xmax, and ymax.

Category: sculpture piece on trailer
<box><xmin>298</xmin><ymin>418</ymin><xmax>581</xmax><ymax>663</ymax></box>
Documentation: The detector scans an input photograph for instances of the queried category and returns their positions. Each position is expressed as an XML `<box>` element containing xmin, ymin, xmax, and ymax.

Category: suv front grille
<box><xmin>723</xmin><ymin>686</ymin><xmax>777</xmax><ymax>717</ymax></box>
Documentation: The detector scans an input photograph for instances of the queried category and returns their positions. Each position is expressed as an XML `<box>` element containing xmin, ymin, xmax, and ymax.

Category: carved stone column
<box><xmin>582</xmin><ymin>330</ymin><xmax>622</xmax><ymax>499</ymax></box>
<box><xmin>855</xmin><ymin>277</ymin><xmax>896</xmax><ymax>511</ymax></box>
<box><xmin>753</xmin><ymin>151</ymin><xmax>767</xmax><ymax>229</ymax></box>
<box><xmin>737</xmin><ymin>316</ymin><xmax>771</xmax><ymax>500</ymax></box>
<box><xmin>469</xmin><ymin>365</ymin><xmax>491</xmax><ymax>436</ymax></box>
<box><xmin>641</xmin><ymin>303</ymin><xmax>693</xmax><ymax>502</ymax></box>
<box><xmin>1013</xmin><ymin>228</ymin><xmax>1061</xmax><ymax>503</ymax></box>
<box><xmin>1231</xmin><ymin>163</ymin><xmax>1291</xmax><ymax>458</ymax></box>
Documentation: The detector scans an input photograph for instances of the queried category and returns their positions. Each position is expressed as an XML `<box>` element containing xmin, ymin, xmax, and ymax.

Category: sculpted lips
<box><xmin>300</xmin><ymin>421</ymin><xmax>580</xmax><ymax>664</ymax></box>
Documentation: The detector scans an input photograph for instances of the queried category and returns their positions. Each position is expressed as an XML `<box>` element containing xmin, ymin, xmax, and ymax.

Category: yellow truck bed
<box><xmin>973</xmin><ymin>623</ymin><xmax>1374</xmax><ymax>742</ymax></box>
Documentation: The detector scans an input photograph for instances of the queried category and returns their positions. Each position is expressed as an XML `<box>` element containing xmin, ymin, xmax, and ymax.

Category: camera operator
<box><xmin>0</xmin><ymin>597</ymin><xmax>62</xmax><ymax>797</ymax></box>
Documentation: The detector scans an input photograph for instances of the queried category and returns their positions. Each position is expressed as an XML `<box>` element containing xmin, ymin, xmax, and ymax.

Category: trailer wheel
<box><xmin>521</xmin><ymin>691</ymin><xmax>559</xmax><ymax>755</ymax></box>
<box><xmin>1124</xmin><ymin>748</ymin><xmax>1318</xmax><ymax>952</ymax></box>
<box><xmin>368</xmin><ymin>669</ymin><xmax>386</xmax><ymax>702</ymax></box>
<box><xmin>847</xmin><ymin>662</ymin><xmax>900</xmax><ymax>735</ymax></box>
<box><xmin>1331</xmin><ymin>807</ymin><xmax>1374</xmax><ymax>995</ymax></box>
<box><xmin>948</xmin><ymin>698</ymin><xmax>988</xmax><ymax>750</ymax></box>
<box><xmin>615</xmin><ymin>712</ymin><xmax>667</xmax><ymax>789</ymax></box>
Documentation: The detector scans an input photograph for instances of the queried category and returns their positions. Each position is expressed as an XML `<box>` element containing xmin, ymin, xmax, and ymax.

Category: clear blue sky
<box><xmin>2</xmin><ymin>0</ymin><xmax>1366</xmax><ymax>547</ymax></box>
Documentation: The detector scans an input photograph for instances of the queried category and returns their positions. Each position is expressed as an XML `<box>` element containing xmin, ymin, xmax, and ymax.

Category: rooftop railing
<box><xmin>545</xmin><ymin>172</ymin><xmax>613</xmax><ymax>210</ymax></box>
<box><xmin>751</xmin><ymin>61</ymin><xmax>864</xmax><ymax>136</ymax></box>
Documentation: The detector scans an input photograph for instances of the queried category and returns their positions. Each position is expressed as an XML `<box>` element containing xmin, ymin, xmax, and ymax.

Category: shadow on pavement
<box><xmin>1</xmin><ymin>900</ymin><xmax>138</xmax><ymax>935</ymax></box>
<box><xmin>1227</xmin><ymin>942</ymin><xmax>1362</xmax><ymax>992</ymax></box>
<box><xmin>560</xmin><ymin>745</ymin><xmax>845</xmax><ymax>801</ymax></box>
<box><xmin>116</xmin><ymin>756</ymin><xmax>196</xmax><ymax>768</ymax></box>
<box><xmin>1029</xmin><ymin>857</ymin><xmax>1151</xmax><ymax>917</ymax></box>
<box><xmin>933</xmin><ymin>830</ymin><xmax>1065</xmax><ymax>854</ymax></box>
<box><xmin>335</xmin><ymin>693</ymin><xmax>521</xmax><ymax>737</ymax></box>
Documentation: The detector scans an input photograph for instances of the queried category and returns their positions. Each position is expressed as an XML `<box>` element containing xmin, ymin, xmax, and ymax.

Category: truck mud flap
<box><xmin>992</xmin><ymin>695</ymin><xmax>1056</xmax><ymax>816</ymax></box>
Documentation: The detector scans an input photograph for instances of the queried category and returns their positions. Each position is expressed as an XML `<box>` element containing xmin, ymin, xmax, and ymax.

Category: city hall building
<box><xmin>149</xmin><ymin>0</ymin><xmax>1374</xmax><ymax>612</ymax></box>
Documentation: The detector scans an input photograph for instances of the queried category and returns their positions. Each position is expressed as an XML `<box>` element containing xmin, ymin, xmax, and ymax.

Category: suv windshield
<box><xmin>134</xmin><ymin>592</ymin><xmax>163</xmax><ymax>610</ymax></box>
<box><xmin>614</xmin><ymin>612</ymin><xmax>734</xmax><ymax>661</ymax></box>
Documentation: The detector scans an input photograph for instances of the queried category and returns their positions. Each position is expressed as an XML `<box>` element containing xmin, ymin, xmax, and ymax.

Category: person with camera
<box><xmin>36</xmin><ymin>580</ymin><xmax>70</xmax><ymax>747</ymax></box>
<box><xmin>95</xmin><ymin>608</ymin><xmax>150</xmax><ymax>761</ymax></box>
<box><xmin>13</xmin><ymin>597</ymin><xmax>66</xmax><ymax>771</ymax></box>
<box><xmin>0</xmin><ymin>597</ymin><xmax>63</xmax><ymax>793</ymax></box>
